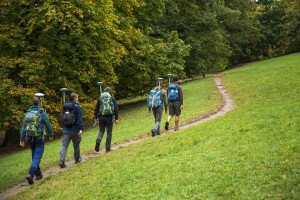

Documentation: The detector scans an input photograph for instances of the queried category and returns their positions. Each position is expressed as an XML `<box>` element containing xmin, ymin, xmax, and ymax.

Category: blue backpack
<box><xmin>167</xmin><ymin>84</ymin><xmax>179</xmax><ymax>101</ymax></box>
<box><xmin>147</xmin><ymin>89</ymin><xmax>163</xmax><ymax>108</ymax></box>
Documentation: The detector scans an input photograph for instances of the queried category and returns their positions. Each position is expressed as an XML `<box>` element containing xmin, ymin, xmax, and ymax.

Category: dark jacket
<box><xmin>63</xmin><ymin>101</ymin><xmax>83</xmax><ymax>132</ymax></box>
<box><xmin>167</xmin><ymin>83</ymin><xmax>183</xmax><ymax>105</ymax></box>
<box><xmin>94</xmin><ymin>96</ymin><xmax>119</xmax><ymax>120</ymax></box>
<box><xmin>20</xmin><ymin>106</ymin><xmax>53</xmax><ymax>141</ymax></box>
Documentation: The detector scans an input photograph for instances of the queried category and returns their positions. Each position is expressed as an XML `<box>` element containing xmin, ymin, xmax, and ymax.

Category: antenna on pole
<box><xmin>97</xmin><ymin>82</ymin><xmax>103</xmax><ymax>95</ymax></box>
<box><xmin>167</xmin><ymin>74</ymin><xmax>172</xmax><ymax>85</ymax></box>
<box><xmin>60</xmin><ymin>88</ymin><xmax>69</xmax><ymax>103</ymax></box>
<box><xmin>158</xmin><ymin>78</ymin><xmax>163</xmax><ymax>90</ymax></box>
<box><xmin>34</xmin><ymin>93</ymin><xmax>45</xmax><ymax>110</ymax></box>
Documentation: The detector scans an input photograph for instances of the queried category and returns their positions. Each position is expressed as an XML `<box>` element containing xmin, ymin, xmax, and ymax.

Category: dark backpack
<box><xmin>167</xmin><ymin>84</ymin><xmax>179</xmax><ymax>101</ymax></box>
<box><xmin>61</xmin><ymin>102</ymin><xmax>76</xmax><ymax>127</ymax></box>
<box><xmin>24</xmin><ymin>110</ymin><xmax>42</xmax><ymax>139</ymax></box>
<box><xmin>99</xmin><ymin>92</ymin><xmax>114</xmax><ymax>116</ymax></box>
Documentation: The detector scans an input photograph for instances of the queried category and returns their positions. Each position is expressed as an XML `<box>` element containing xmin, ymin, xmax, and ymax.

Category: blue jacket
<box><xmin>20</xmin><ymin>106</ymin><xmax>53</xmax><ymax>141</ymax></box>
<box><xmin>62</xmin><ymin>101</ymin><xmax>83</xmax><ymax>132</ymax></box>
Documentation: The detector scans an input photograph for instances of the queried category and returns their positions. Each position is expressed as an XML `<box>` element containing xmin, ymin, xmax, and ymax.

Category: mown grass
<box><xmin>0</xmin><ymin>76</ymin><xmax>222</xmax><ymax>193</ymax></box>
<box><xmin>10</xmin><ymin>53</ymin><xmax>300</xmax><ymax>199</ymax></box>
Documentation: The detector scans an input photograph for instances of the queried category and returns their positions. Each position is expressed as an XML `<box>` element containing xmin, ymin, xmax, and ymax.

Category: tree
<box><xmin>154</xmin><ymin>0</ymin><xmax>232</xmax><ymax>77</ymax></box>
<box><xmin>0</xmin><ymin>0</ymin><xmax>126</xmax><ymax>145</ymax></box>
<box><xmin>280</xmin><ymin>0</ymin><xmax>300</xmax><ymax>53</ymax></box>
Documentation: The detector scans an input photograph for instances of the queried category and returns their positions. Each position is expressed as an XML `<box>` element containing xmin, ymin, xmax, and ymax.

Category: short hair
<box><xmin>33</xmin><ymin>97</ymin><xmax>42</xmax><ymax>106</ymax></box>
<box><xmin>104</xmin><ymin>87</ymin><xmax>113</xmax><ymax>96</ymax></box>
<box><xmin>70</xmin><ymin>93</ymin><xmax>78</xmax><ymax>101</ymax></box>
<box><xmin>172</xmin><ymin>75</ymin><xmax>179</xmax><ymax>82</ymax></box>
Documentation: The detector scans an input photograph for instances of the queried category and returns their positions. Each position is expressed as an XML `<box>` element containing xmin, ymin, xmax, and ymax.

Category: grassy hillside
<box><xmin>0</xmin><ymin>76</ymin><xmax>222</xmax><ymax>193</ymax></box>
<box><xmin>10</xmin><ymin>53</ymin><xmax>300</xmax><ymax>199</ymax></box>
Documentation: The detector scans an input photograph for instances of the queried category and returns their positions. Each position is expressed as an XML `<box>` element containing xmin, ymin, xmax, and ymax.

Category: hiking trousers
<box><xmin>29</xmin><ymin>136</ymin><xmax>44</xmax><ymax>177</ymax></box>
<box><xmin>97</xmin><ymin>115</ymin><xmax>113</xmax><ymax>150</ymax></box>
<box><xmin>60</xmin><ymin>131</ymin><xmax>81</xmax><ymax>162</ymax></box>
<box><xmin>152</xmin><ymin>107</ymin><xmax>163</xmax><ymax>134</ymax></box>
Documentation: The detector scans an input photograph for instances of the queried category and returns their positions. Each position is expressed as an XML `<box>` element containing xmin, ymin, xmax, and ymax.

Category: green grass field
<box><xmin>9</xmin><ymin>53</ymin><xmax>300</xmax><ymax>199</ymax></box>
<box><xmin>0</xmin><ymin>76</ymin><xmax>222</xmax><ymax>193</ymax></box>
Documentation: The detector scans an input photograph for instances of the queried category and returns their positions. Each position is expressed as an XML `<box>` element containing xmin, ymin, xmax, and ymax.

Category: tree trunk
<box><xmin>202</xmin><ymin>71</ymin><xmax>206</xmax><ymax>78</ymax></box>
<box><xmin>0</xmin><ymin>128</ymin><xmax>19</xmax><ymax>147</ymax></box>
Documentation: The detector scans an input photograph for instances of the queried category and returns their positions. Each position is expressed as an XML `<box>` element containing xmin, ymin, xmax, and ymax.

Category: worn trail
<box><xmin>0</xmin><ymin>75</ymin><xmax>234</xmax><ymax>200</ymax></box>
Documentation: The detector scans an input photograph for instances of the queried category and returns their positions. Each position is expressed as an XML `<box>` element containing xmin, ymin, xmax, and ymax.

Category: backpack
<box><xmin>99</xmin><ymin>92</ymin><xmax>114</xmax><ymax>116</ymax></box>
<box><xmin>61</xmin><ymin>102</ymin><xmax>76</xmax><ymax>127</ymax></box>
<box><xmin>167</xmin><ymin>84</ymin><xmax>179</xmax><ymax>101</ymax></box>
<box><xmin>24</xmin><ymin>110</ymin><xmax>42</xmax><ymax>138</ymax></box>
<box><xmin>147</xmin><ymin>89</ymin><xmax>163</xmax><ymax>109</ymax></box>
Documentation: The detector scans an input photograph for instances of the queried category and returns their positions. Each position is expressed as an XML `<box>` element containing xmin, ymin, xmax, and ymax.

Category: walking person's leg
<box><xmin>151</xmin><ymin>108</ymin><xmax>157</xmax><ymax>136</ymax></box>
<box><xmin>26</xmin><ymin>139</ymin><xmax>35</xmax><ymax>184</ymax></box>
<box><xmin>59</xmin><ymin>132</ymin><xmax>71</xmax><ymax>168</ymax></box>
<box><xmin>165</xmin><ymin>102</ymin><xmax>174</xmax><ymax>130</ymax></box>
<box><xmin>72</xmin><ymin>132</ymin><xmax>82</xmax><ymax>163</ymax></box>
<box><xmin>174</xmin><ymin>101</ymin><xmax>181</xmax><ymax>131</ymax></box>
<box><xmin>155</xmin><ymin>107</ymin><xmax>163</xmax><ymax>135</ymax></box>
<box><xmin>27</xmin><ymin>138</ymin><xmax>44</xmax><ymax>184</ymax></box>
<box><xmin>95</xmin><ymin>116</ymin><xmax>106</xmax><ymax>152</ymax></box>
<box><xmin>105</xmin><ymin>116</ymin><xmax>113</xmax><ymax>152</ymax></box>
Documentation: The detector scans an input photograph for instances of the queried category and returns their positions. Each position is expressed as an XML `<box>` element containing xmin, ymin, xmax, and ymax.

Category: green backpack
<box><xmin>24</xmin><ymin>110</ymin><xmax>42</xmax><ymax>138</ymax></box>
<box><xmin>99</xmin><ymin>92</ymin><xmax>114</xmax><ymax>116</ymax></box>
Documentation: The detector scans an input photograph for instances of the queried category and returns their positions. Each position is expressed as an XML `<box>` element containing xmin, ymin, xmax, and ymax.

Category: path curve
<box><xmin>0</xmin><ymin>75</ymin><xmax>234</xmax><ymax>200</ymax></box>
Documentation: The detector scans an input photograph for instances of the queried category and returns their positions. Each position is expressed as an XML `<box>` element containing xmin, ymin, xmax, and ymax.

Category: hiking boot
<box><xmin>151</xmin><ymin>129</ymin><xmax>156</xmax><ymax>137</ymax></box>
<box><xmin>156</xmin><ymin>131</ymin><xmax>160</xmax><ymax>136</ymax></box>
<box><xmin>165</xmin><ymin>122</ymin><xmax>169</xmax><ymax>130</ymax></box>
<box><xmin>26</xmin><ymin>174</ymin><xmax>34</xmax><ymax>185</ymax></box>
<box><xmin>59</xmin><ymin>161</ymin><xmax>66</xmax><ymax>168</ymax></box>
<box><xmin>95</xmin><ymin>140</ymin><xmax>101</xmax><ymax>152</ymax></box>
<box><xmin>174</xmin><ymin>126</ymin><xmax>179</xmax><ymax>131</ymax></box>
<box><xmin>35</xmin><ymin>175</ymin><xmax>43</xmax><ymax>180</ymax></box>
<box><xmin>105</xmin><ymin>148</ymin><xmax>111</xmax><ymax>153</ymax></box>
<box><xmin>75</xmin><ymin>158</ymin><xmax>82</xmax><ymax>164</ymax></box>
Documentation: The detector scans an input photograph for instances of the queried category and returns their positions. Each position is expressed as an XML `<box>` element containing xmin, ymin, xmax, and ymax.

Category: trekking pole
<box><xmin>60</xmin><ymin>88</ymin><xmax>69</xmax><ymax>103</ymax></box>
<box><xmin>158</xmin><ymin>78</ymin><xmax>163</xmax><ymax>90</ymax></box>
<box><xmin>168</xmin><ymin>74</ymin><xmax>172</xmax><ymax>85</ymax></box>
<box><xmin>97</xmin><ymin>82</ymin><xmax>103</xmax><ymax>95</ymax></box>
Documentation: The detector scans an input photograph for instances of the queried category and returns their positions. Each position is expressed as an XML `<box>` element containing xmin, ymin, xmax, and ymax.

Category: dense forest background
<box><xmin>0</xmin><ymin>0</ymin><xmax>299</xmax><ymax>146</ymax></box>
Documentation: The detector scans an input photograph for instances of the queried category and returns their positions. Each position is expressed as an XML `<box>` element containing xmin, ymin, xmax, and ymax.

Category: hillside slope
<box><xmin>9</xmin><ymin>53</ymin><xmax>300</xmax><ymax>199</ymax></box>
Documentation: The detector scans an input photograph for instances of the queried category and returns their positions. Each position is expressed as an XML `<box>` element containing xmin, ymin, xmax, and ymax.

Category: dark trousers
<box><xmin>60</xmin><ymin>131</ymin><xmax>81</xmax><ymax>162</ymax></box>
<box><xmin>29</xmin><ymin>137</ymin><xmax>44</xmax><ymax>177</ymax></box>
<box><xmin>97</xmin><ymin>115</ymin><xmax>113</xmax><ymax>150</ymax></box>
<box><xmin>152</xmin><ymin>107</ymin><xmax>163</xmax><ymax>134</ymax></box>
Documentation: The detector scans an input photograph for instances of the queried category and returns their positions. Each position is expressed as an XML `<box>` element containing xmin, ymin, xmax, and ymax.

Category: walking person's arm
<box><xmin>77</xmin><ymin>106</ymin><xmax>84</xmax><ymax>134</ymax></box>
<box><xmin>41</xmin><ymin>110</ymin><xmax>53</xmax><ymax>138</ymax></box>
<box><xmin>94</xmin><ymin>99</ymin><xmax>100</xmax><ymax>119</ymax></box>
<box><xmin>112</xmin><ymin>97</ymin><xmax>119</xmax><ymax>122</ymax></box>
<box><xmin>178</xmin><ymin>86</ymin><xmax>183</xmax><ymax>108</ymax></box>
<box><xmin>20</xmin><ymin>117</ymin><xmax>27</xmax><ymax>147</ymax></box>
<box><xmin>162</xmin><ymin>90</ymin><xmax>168</xmax><ymax>114</ymax></box>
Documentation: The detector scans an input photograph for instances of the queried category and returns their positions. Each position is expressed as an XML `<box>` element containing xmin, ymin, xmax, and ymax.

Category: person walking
<box><xmin>94</xmin><ymin>87</ymin><xmax>119</xmax><ymax>152</ymax></box>
<box><xmin>148</xmin><ymin>81</ymin><xmax>168</xmax><ymax>136</ymax></box>
<box><xmin>165</xmin><ymin>75</ymin><xmax>183</xmax><ymax>131</ymax></box>
<box><xmin>20</xmin><ymin>96</ymin><xmax>53</xmax><ymax>185</ymax></box>
<box><xmin>59</xmin><ymin>93</ymin><xmax>83</xmax><ymax>168</ymax></box>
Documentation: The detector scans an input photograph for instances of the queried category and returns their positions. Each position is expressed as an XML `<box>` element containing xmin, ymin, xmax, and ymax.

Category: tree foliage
<box><xmin>0</xmin><ymin>0</ymin><xmax>299</xmax><ymax>145</ymax></box>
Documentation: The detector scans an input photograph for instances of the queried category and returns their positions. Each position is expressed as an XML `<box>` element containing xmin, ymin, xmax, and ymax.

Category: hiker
<box><xmin>94</xmin><ymin>87</ymin><xmax>119</xmax><ymax>152</ymax></box>
<box><xmin>20</xmin><ymin>96</ymin><xmax>53</xmax><ymax>185</ymax></box>
<box><xmin>165</xmin><ymin>75</ymin><xmax>183</xmax><ymax>131</ymax></box>
<box><xmin>59</xmin><ymin>93</ymin><xmax>83</xmax><ymax>168</ymax></box>
<box><xmin>147</xmin><ymin>79</ymin><xmax>168</xmax><ymax>136</ymax></box>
